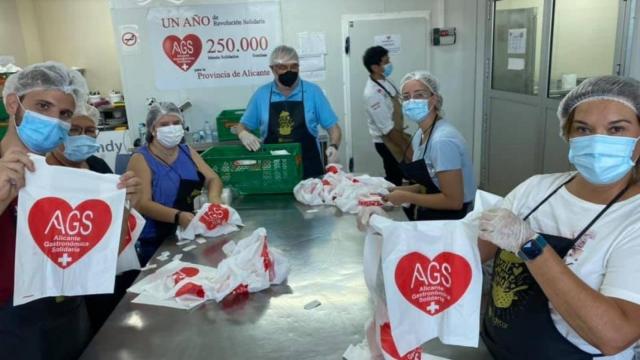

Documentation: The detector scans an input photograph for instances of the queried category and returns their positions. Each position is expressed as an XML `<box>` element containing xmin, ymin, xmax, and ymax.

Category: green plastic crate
<box><xmin>202</xmin><ymin>143</ymin><xmax>302</xmax><ymax>194</ymax></box>
<box><xmin>216</xmin><ymin>109</ymin><xmax>252</xmax><ymax>142</ymax></box>
<box><xmin>0</xmin><ymin>101</ymin><xmax>8</xmax><ymax>122</ymax></box>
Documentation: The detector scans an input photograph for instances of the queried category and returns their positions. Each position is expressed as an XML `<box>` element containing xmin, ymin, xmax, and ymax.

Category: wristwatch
<box><xmin>517</xmin><ymin>234</ymin><xmax>548</xmax><ymax>261</ymax></box>
<box><xmin>174</xmin><ymin>211</ymin><xmax>182</xmax><ymax>225</ymax></box>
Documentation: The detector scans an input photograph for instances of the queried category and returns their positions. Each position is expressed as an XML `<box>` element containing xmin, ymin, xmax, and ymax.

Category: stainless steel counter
<box><xmin>80</xmin><ymin>195</ymin><xmax>491</xmax><ymax>360</ymax></box>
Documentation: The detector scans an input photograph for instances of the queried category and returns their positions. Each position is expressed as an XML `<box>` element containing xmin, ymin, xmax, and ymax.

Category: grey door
<box><xmin>345</xmin><ymin>14</ymin><xmax>429</xmax><ymax>175</ymax></box>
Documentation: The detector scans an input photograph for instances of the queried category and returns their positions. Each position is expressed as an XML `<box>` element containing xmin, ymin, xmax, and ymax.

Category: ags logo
<box><xmin>28</xmin><ymin>197</ymin><xmax>112</xmax><ymax>269</ymax></box>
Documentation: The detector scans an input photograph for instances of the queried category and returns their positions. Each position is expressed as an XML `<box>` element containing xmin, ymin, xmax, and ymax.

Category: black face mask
<box><xmin>278</xmin><ymin>71</ymin><xmax>298</xmax><ymax>87</ymax></box>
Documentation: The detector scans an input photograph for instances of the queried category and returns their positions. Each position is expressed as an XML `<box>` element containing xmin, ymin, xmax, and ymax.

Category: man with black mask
<box><xmin>236</xmin><ymin>45</ymin><xmax>342</xmax><ymax>179</ymax></box>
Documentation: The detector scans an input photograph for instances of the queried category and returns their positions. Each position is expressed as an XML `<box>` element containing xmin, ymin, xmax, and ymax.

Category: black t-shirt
<box><xmin>86</xmin><ymin>155</ymin><xmax>113</xmax><ymax>174</ymax></box>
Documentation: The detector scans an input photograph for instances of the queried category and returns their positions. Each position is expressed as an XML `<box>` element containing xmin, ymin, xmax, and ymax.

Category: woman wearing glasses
<box><xmin>46</xmin><ymin>104</ymin><xmax>110</xmax><ymax>173</ymax></box>
<box><xmin>235</xmin><ymin>45</ymin><xmax>342</xmax><ymax>179</ymax></box>
<box><xmin>382</xmin><ymin>71</ymin><xmax>476</xmax><ymax>221</ymax></box>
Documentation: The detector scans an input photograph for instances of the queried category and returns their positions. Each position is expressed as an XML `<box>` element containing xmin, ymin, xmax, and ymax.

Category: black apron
<box><xmin>398</xmin><ymin>123</ymin><xmax>471</xmax><ymax>221</ymax></box>
<box><xmin>482</xmin><ymin>176</ymin><xmax>629</xmax><ymax>360</ymax></box>
<box><xmin>264</xmin><ymin>81</ymin><xmax>324</xmax><ymax>179</ymax></box>
<box><xmin>138</xmin><ymin>146</ymin><xmax>205</xmax><ymax>265</ymax></box>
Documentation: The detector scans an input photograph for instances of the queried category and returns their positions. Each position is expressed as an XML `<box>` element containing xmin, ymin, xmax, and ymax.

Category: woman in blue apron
<box><xmin>479</xmin><ymin>76</ymin><xmax>640</xmax><ymax>359</ymax></box>
<box><xmin>235</xmin><ymin>45</ymin><xmax>342</xmax><ymax>179</ymax></box>
<box><xmin>384</xmin><ymin>71</ymin><xmax>476</xmax><ymax>221</ymax></box>
<box><xmin>128</xmin><ymin>102</ymin><xmax>223</xmax><ymax>265</ymax></box>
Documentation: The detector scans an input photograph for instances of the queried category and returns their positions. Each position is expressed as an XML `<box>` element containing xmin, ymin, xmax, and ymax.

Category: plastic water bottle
<box><xmin>204</xmin><ymin>120</ymin><xmax>214</xmax><ymax>143</ymax></box>
<box><xmin>137</xmin><ymin>123</ymin><xmax>146</xmax><ymax>145</ymax></box>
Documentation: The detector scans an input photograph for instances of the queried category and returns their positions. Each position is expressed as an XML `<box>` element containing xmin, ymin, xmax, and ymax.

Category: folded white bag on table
<box><xmin>128</xmin><ymin>228</ymin><xmax>289</xmax><ymax>308</ymax></box>
<box><xmin>177</xmin><ymin>203</ymin><xmax>243</xmax><ymax>240</ymax></box>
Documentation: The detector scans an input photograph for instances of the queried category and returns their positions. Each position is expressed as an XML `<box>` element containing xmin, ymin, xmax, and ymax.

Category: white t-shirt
<box><xmin>502</xmin><ymin>172</ymin><xmax>640</xmax><ymax>359</ymax></box>
<box><xmin>411</xmin><ymin>120</ymin><xmax>477</xmax><ymax>203</ymax></box>
<box><xmin>363</xmin><ymin>77</ymin><xmax>398</xmax><ymax>143</ymax></box>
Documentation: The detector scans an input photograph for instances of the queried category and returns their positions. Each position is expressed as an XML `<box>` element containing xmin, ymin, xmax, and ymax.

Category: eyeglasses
<box><xmin>69</xmin><ymin>126</ymin><xmax>99</xmax><ymax>137</ymax></box>
<box><xmin>272</xmin><ymin>63</ymin><xmax>300</xmax><ymax>72</ymax></box>
<box><xmin>401</xmin><ymin>90</ymin><xmax>432</xmax><ymax>102</ymax></box>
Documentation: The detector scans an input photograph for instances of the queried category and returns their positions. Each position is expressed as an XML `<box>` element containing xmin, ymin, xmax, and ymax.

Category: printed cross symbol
<box><xmin>426</xmin><ymin>301</ymin><xmax>440</xmax><ymax>314</ymax></box>
<box><xmin>58</xmin><ymin>253</ymin><xmax>72</xmax><ymax>267</ymax></box>
<box><xmin>181</xmin><ymin>63</ymin><xmax>188</xmax><ymax>71</ymax></box>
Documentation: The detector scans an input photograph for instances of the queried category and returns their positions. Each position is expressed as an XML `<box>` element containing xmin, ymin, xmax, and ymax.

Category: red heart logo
<box><xmin>171</xmin><ymin>266</ymin><xmax>200</xmax><ymax>285</ymax></box>
<box><xmin>119</xmin><ymin>213</ymin><xmax>137</xmax><ymax>255</ymax></box>
<box><xmin>380</xmin><ymin>322</ymin><xmax>422</xmax><ymax>359</ymax></box>
<box><xmin>28</xmin><ymin>197</ymin><xmax>112</xmax><ymax>269</ymax></box>
<box><xmin>198</xmin><ymin>204</ymin><xmax>230</xmax><ymax>231</ymax></box>
<box><xmin>175</xmin><ymin>282</ymin><xmax>205</xmax><ymax>299</ymax></box>
<box><xmin>162</xmin><ymin>34</ymin><xmax>202</xmax><ymax>72</ymax></box>
<box><xmin>395</xmin><ymin>252</ymin><xmax>471</xmax><ymax>316</ymax></box>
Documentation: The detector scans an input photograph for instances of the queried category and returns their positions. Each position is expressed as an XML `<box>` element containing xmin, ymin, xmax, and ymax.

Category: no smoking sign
<box><xmin>119</xmin><ymin>25</ymin><xmax>140</xmax><ymax>54</ymax></box>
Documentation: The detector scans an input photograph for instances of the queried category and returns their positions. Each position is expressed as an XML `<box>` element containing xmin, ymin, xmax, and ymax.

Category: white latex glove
<box><xmin>478</xmin><ymin>208</ymin><xmax>537</xmax><ymax>253</ymax></box>
<box><xmin>357</xmin><ymin>206</ymin><xmax>387</xmax><ymax>232</ymax></box>
<box><xmin>238</xmin><ymin>130</ymin><xmax>261</xmax><ymax>151</ymax></box>
<box><xmin>326</xmin><ymin>146</ymin><xmax>339</xmax><ymax>164</ymax></box>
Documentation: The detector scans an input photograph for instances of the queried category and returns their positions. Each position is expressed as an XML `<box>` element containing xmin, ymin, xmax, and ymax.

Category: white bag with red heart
<box><xmin>206</xmin><ymin>227</ymin><xmax>289</xmax><ymax>302</ymax></box>
<box><xmin>366</xmin><ymin>214</ymin><xmax>482</xmax><ymax>358</ymax></box>
<box><xmin>128</xmin><ymin>228</ymin><xmax>289</xmax><ymax>308</ymax></box>
<box><xmin>116</xmin><ymin>209</ymin><xmax>145</xmax><ymax>274</ymax></box>
<box><xmin>177</xmin><ymin>203</ymin><xmax>243</xmax><ymax>240</ymax></box>
<box><xmin>14</xmin><ymin>155</ymin><xmax>126</xmax><ymax>305</ymax></box>
<box><xmin>128</xmin><ymin>260</ymin><xmax>217</xmax><ymax>309</ymax></box>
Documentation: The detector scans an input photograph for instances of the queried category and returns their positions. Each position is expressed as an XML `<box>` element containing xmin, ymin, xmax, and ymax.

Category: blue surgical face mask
<box><xmin>64</xmin><ymin>135</ymin><xmax>100</xmax><ymax>162</ymax></box>
<box><xmin>402</xmin><ymin>99</ymin><xmax>430</xmax><ymax>123</ymax></box>
<box><xmin>568</xmin><ymin>134</ymin><xmax>639</xmax><ymax>185</ymax></box>
<box><xmin>383</xmin><ymin>63</ymin><xmax>393</xmax><ymax>78</ymax></box>
<box><xmin>17</xmin><ymin>110</ymin><xmax>70</xmax><ymax>154</ymax></box>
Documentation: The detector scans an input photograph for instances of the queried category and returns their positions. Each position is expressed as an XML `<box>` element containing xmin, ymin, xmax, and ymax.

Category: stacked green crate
<box><xmin>216</xmin><ymin>109</ymin><xmax>258</xmax><ymax>142</ymax></box>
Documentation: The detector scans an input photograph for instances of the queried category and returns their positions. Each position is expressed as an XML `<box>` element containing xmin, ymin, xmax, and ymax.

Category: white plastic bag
<box><xmin>369</xmin><ymin>215</ymin><xmax>482</xmax><ymax>356</ymax></box>
<box><xmin>293</xmin><ymin>178</ymin><xmax>325</xmax><ymax>205</ymax></box>
<box><xmin>128</xmin><ymin>228</ymin><xmax>290</xmax><ymax>308</ymax></box>
<box><xmin>206</xmin><ymin>227</ymin><xmax>290</xmax><ymax>302</ymax></box>
<box><xmin>116</xmin><ymin>209</ymin><xmax>144</xmax><ymax>274</ymax></box>
<box><xmin>177</xmin><ymin>203</ymin><xmax>243</xmax><ymax>240</ymax></box>
<box><xmin>14</xmin><ymin>155</ymin><xmax>126</xmax><ymax>305</ymax></box>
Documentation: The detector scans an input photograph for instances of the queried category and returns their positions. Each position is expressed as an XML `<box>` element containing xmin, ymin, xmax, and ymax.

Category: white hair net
<box><xmin>557</xmin><ymin>75</ymin><xmax>640</xmax><ymax>137</ymax></box>
<box><xmin>74</xmin><ymin>104</ymin><xmax>101</xmax><ymax>126</ymax></box>
<box><xmin>400</xmin><ymin>71</ymin><xmax>440</xmax><ymax>95</ymax></box>
<box><xmin>2</xmin><ymin>61</ymin><xmax>88</xmax><ymax>108</ymax></box>
<box><xmin>269</xmin><ymin>45</ymin><xmax>299</xmax><ymax>65</ymax></box>
<box><xmin>145</xmin><ymin>101</ymin><xmax>183</xmax><ymax>142</ymax></box>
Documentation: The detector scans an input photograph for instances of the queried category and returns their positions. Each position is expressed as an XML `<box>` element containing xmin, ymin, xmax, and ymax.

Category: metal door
<box><xmin>343</xmin><ymin>13</ymin><xmax>430</xmax><ymax>175</ymax></box>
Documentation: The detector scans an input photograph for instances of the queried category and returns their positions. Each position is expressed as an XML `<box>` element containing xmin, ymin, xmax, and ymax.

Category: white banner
<box><xmin>147</xmin><ymin>2</ymin><xmax>282</xmax><ymax>89</ymax></box>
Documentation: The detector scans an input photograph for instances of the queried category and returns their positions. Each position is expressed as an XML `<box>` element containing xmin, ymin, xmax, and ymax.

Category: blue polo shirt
<box><xmin>240</xmin><ymin>79</ymin><xmax>339</xmax><ymax>139</ymax></box>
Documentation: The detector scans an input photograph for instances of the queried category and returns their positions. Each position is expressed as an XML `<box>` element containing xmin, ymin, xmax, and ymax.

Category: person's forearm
<box><xmin>137</xmin><ymin>200</ymin><xmax>181</xmax><ymax>224</ymax></box>
<box><xmin>394</xmin><ymin>184</ymin><xmax>422</xmax><ymax>193</ymax></box>
<box><xmin>328</xmin><ymin>125</ymin><xmax>341</xmax><ymax>146</ymax></box>
<box><xmin>384</xmin><ymin>129</ymin><xmax>413</xmax><ymax>161</ymax></box>
<box><xmin>207</xmin><ymin>176</ymin><xmax>223</xmax><ymax>204</ymax></box>
<box><xmin>528</xmin><ymin>247</ymin><xmax>639</xmax><ymax>354</ymax></box>
<box><xmin>406</xmin><ymin>192</ymin><xmax>464</xmax><ymax>210</ymax></box>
